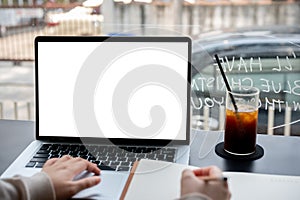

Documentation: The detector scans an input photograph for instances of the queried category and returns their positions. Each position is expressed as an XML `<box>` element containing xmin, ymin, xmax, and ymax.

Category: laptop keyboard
<box><xmin>26</xmin><ymin>144</ymin><xmax>177</xmax><ymax>171</ymax></box>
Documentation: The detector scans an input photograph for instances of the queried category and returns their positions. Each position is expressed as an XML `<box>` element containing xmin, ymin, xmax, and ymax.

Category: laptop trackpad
<box><xmin>73</xmin><ymin>171</ymin><xmax>129</xmax><ymax>200</ymax></box>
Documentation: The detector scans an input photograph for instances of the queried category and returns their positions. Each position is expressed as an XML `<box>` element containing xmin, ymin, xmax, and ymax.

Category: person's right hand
<box><xmin>42</xmin><ymin>155</ymin><xmax>101</xmax><ymax>200</ymax></box>
<box><xmin>180</xmin><ymin>166</ymin><xmax>231</xmax><ymax>200</ymax></box>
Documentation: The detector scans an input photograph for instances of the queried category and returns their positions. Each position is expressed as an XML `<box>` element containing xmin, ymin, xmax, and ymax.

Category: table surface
<box><xmin>0</xmin><ymin>120</ymin><xmax>35</xmax><ymax>175</ymax></box>
<box><xmin>190</xmin><ymin>130</ymin><xmax>300</xmax><ymax>176</ymax></box>
<box><xmin>1</xmin><ymin>120</ymin><xmax>300</xmax><ymax>176</ymax></box>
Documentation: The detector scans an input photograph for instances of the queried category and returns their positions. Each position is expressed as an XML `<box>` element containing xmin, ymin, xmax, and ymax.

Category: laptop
<box><xmin>1</xmin><ymin>36</ymin><xmax>191</xmax><ymax>199</ymax></box>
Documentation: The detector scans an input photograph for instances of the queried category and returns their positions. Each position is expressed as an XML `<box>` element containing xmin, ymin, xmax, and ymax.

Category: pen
<box><xmin>200</xmin><ymin>176</ymin><xmax>228</xmax><ymax>182</ymax></box>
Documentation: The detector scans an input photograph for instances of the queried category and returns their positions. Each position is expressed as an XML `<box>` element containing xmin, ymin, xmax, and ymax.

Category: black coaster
<box><xmin>215</xmin><ymin>142</ymin><xmax>264</xmax><ymax>161</ymax></box>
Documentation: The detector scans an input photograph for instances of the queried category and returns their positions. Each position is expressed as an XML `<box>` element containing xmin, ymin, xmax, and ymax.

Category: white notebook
<box><xmin>121</xmin><ymin>159</ymin><xmax>300</xmax><ymax>200</ymax></box>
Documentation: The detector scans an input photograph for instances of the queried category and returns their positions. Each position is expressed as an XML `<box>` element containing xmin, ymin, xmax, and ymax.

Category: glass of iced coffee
<box><xmin>224</xmin><ymin>86</ymin><xmax>260</xmax><ymax>155</ymax></box>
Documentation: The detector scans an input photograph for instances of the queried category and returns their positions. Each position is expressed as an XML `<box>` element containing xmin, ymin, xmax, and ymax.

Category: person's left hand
<box><xmin>42</xmin><ymin>155</ymin><xmax>101</xmax><ymax>200</ymax></box>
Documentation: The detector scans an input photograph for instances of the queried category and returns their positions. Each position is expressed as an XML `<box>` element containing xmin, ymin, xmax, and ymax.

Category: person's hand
<box><xmin>180</xmin><ymin>166</ymin><xmax>231</xmax><ymax>200</ymax></box>
<box><xmin>42</xmin><ymin>155</ymin><xmax>101</xmax><ymax>200</ymax></box>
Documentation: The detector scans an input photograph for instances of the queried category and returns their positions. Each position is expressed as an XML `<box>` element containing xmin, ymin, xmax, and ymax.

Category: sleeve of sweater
<box><xmin>0</xmin><ymin>172</ymin><xmax>55</xmax><ymax>200</ymax></box>
<box><xmin>178</xmin><ymin>192</ymin><xmax>213</xmax><ymax>200</ymax></box>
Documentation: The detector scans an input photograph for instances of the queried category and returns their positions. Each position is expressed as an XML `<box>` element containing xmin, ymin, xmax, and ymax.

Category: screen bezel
<box><xmin>34</xmin><ymin>36</ymin><xmax>191</xmax><ymax>145</ymax></box>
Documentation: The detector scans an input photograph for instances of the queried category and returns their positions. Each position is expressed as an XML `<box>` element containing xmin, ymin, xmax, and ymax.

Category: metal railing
<box><xmin>0</xmin><ymin>99</ymin><xmax>294</xmax><ymax>136</ymax></box>
<box><xmin>0</xmin><ymin>101</ymin><xmax>34</xmax><ymax>121</ymax></box>
<box><xmin>192</xmin><ymin>105</ymin><xmax>294</xmax><ymax>136</ymax></box>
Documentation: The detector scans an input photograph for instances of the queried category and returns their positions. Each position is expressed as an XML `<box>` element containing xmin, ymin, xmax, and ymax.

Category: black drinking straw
<box><xmin>214</xmin><ymin>54</ymin><xmax>238</xmax><ymax>112</ymax></box>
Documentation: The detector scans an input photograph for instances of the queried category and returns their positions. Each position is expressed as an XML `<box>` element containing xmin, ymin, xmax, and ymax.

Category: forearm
<box><xmin>0</xmin><ymin>172</ymin><xmax>55</xmax><ymax>200</ymax></box>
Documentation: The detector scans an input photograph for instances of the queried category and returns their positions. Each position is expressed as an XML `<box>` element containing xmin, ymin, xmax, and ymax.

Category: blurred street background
<box><xmin>0</xmin><ymin>0</ymin><xmax>299</xmax><ymax>135</ymax></box>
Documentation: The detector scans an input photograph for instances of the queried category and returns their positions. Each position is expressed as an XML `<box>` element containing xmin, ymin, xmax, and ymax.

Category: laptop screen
<box><xmin>35</xmin><ymin>36</ymin><xmax>191</xmax><ymax>145</ymax></box>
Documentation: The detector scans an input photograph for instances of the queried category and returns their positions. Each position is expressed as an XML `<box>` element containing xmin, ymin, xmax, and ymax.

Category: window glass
<box><xmin>0</xmin><ymin>0</ymin><xmax>299</xmax><ymax>136</ymax></box>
